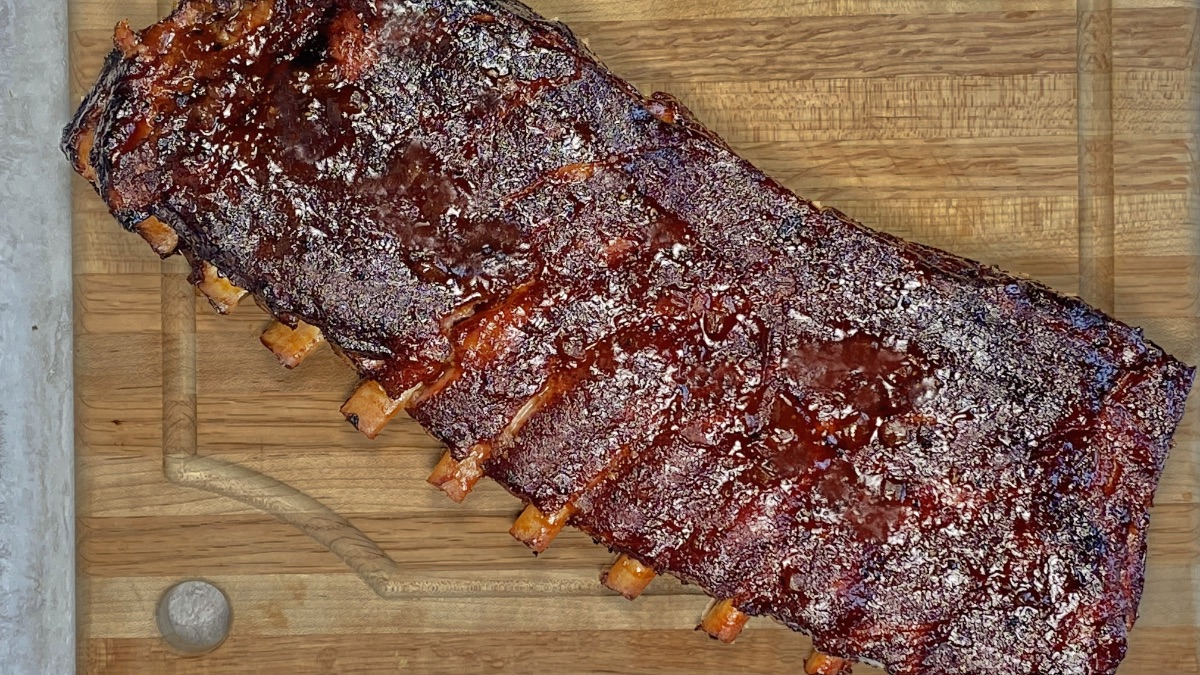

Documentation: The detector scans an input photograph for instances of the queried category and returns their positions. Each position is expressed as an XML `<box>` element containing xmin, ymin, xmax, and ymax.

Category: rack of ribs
<box><xmin>63</xmin><ymin>1</ymin><xmax>1194</xmax><ymax>673</ymax></box>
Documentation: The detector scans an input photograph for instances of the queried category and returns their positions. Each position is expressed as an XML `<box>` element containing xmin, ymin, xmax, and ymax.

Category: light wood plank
<box><xmin>71</xmin><ymin>0</ymin><xmax>1198</xmax><ymax>672</ymax></box>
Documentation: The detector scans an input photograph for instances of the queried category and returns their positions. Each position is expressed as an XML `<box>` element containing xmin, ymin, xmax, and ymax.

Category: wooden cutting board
<box><xmin>71</xmin><ymin>1</ymin><xmax>1199</xmax><ymax>672</ymax></box>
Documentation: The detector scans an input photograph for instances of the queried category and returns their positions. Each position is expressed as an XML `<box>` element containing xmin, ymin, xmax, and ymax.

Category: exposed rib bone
<box><xmin>428</xmin><ymin>450</ymin><xmax>464</xmax><ymax>492</ymax></box>
<box><xmin>426</xmin><ymin>446</ymin><xmax>486</xmax><ymax>503</ymax></box>
<box><xmin>426</xmin><ymin>376</ymin><xmax>560</xmax><ymax>500</ymax></box>
<box><xmin>136</xmin><ymin>216</ymin><xmax>180</xmax><ymax>257</ymax></box>
<box><xmin>261</xmin><ymin>320</ymin><xmax>325</xmax><ymax>369</ymax></box>
<box><xmin>411</xmin><ymin>364</ymin><xmax>463</xmax><ymax>406</ymax></box>
<box><xmin>195</xmin><ymin>261</ymin><xmax>247</xmax><ymax>313</ymax></box>
<box><xmin>805</xmin><ymin>651</ymin><xmax>850</xmax><ymax>674</ymax></box>
<box><xmin>340</xmin><ymin>380</ymin><xmax>420</xmax><ymax>439</ymax></box>
<box><xmin>495</xmin><ymin>384</ymin><xmax>556</xmax><ymax>445</ymax></box>
<box><xmin>510</xmin><ymin>503</ymin><xmax>573</xmax><ymax>553</ymax></box>
<box><xmin>699</xmin><ymin>599</ymin><xmax>749</xmax><ymax>643</ymax></box>
<box><xmin>341</xmin><ymin>364</ymin><xmax>458</xmax><ymax>439</ymax></box>
<box><xmin>601</xmin><ymin>554</ymin><xmax>657</xmax><ymax>600</ymax></box>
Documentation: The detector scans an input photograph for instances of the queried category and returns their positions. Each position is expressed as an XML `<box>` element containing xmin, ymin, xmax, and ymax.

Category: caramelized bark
<box><xmin>63</xmin><ymin>2</ymin><xmax>1195</xmax><ymax>673</ymax></box>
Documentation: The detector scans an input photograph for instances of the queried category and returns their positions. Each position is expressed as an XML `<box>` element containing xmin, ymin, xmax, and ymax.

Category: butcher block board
<box><xmin>70</xmin><ymin>0</ymin><xmax>1199</xmax><ymax>673</ymax></box>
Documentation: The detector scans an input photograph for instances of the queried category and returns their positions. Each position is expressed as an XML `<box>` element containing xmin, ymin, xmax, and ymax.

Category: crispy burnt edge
<box><xmin>63</xmin><ymin>49</ymin><xmax>124</xmax><ymax>208</ymax></box>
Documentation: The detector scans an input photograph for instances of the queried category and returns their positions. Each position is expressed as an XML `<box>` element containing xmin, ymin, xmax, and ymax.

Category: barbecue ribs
<box><xmin>63</xmin><ymin>1</ymin><xmax>1194</xmax><ymax>673</ymax></box>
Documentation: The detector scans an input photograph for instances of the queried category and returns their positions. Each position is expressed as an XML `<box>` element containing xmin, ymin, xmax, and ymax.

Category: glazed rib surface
<box><xmin>63</xmin><ymin>1</ymin><xmax>1195</xmax><ymax>673</ymax></box>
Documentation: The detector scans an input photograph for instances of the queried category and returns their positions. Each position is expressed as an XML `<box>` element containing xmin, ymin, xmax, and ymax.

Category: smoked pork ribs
<box><xmin>63</xmin><ymin>1</ymin><xmax>1194</xmax><ymax>673</ymax></box>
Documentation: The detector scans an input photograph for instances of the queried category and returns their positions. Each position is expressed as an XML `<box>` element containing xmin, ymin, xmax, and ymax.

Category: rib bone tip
<box><xmin>427</xmin><ymin>451</ymin><xmax>481</xmax><ymax>503</ymax></box>
<box><xmin>805</xmin><ymin>650</ymin><xmax>850</xmax><ymax>675</ymax></box>
<box><xmin>427</xmin><ymin>451</ymin><xmax>459</xmax><ymax>486</ymax></box>
<box><xmin>510</xmin><ymin>503</ymin><xmax>572</xmax><ymax>553</ymax></box>
<box><xmin>699</xmin><ymin>598</ymin><xmax>749</xmax><ymax>644</ymax></box>
<box><xmin>340</xmin><ymin>380</ymin><xmax>403</xmax><ymax>439</ymax></box>
<box><xmin>261</xmin><ymin>320</ymin><xmax>325</xmax><ymax>369</ymax></box>
<box><xmin>135</xmin><ymin>216</ymin><xmax>179</xmax><ymax>257</ymax></box>
<box><xmin>601</xmin><ymin>554</ymin><xmax>657</xmax><ymax>600</ymax></box>
<box><xmin>195</xmin><ymin>261</ymin><xmax>247</xmax><ymax>314</ymax></box>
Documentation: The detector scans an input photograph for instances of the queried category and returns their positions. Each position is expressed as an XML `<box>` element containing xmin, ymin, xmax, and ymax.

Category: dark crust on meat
<box><xmin>63</xmin><ymin>2</ymin><xmax>1195</xmax><ymax>674</ymax></box>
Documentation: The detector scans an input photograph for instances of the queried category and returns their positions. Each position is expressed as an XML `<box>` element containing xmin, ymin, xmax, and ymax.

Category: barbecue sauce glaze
<box><xmin>64</xmin><ymin>2</ymin><xmax>1194</xmax><ymax>673</ymax></box>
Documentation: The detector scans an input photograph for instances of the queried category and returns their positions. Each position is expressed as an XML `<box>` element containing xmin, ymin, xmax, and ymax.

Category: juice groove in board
<box><xmin>71</xmin><ymin>1</ymin><xmax>1199</xmax><ymax>672</ymax></box>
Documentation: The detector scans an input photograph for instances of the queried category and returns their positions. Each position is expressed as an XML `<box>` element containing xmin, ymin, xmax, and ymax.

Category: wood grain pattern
<box><xmin>70</xmin><ymin>1</ymin><xmax>1199</xmax><ymax>673</ymax></box>
<box><xmin>1078</xmin><ymin>0</ymin><xmax>1117</xmax><ymax>313</ymax></box>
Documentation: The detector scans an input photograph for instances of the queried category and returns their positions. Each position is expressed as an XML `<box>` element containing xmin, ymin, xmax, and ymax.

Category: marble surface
<box><xmin>0</xmin><ymin>0</ymin><xmax>75</xmax><ymax>672</ymax></box>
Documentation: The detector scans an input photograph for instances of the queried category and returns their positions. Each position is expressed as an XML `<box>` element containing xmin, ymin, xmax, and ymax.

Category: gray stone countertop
<box><xmin>0</xmin><ymin>0</ymin><xmax>76</xmax><ymax>673</ymax></box>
